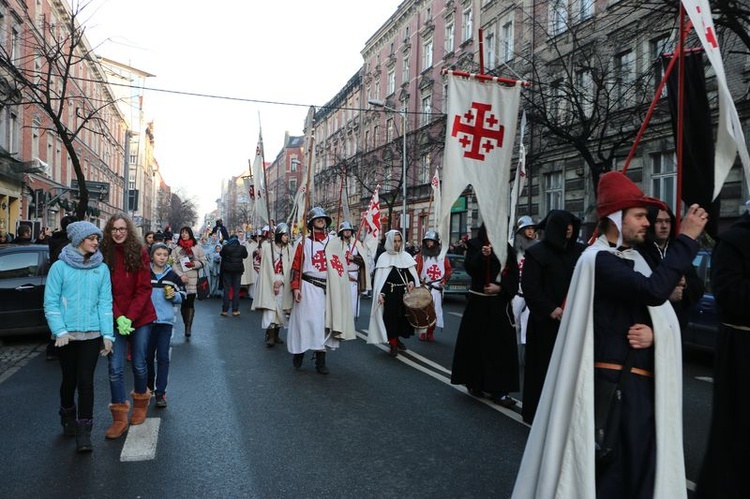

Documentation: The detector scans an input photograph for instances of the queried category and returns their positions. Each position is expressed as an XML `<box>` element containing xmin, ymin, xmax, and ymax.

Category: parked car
<box><xmin>683</xmin><ymin>249</ymin><xmax>718</xmax><ymax>352</ymax></box>
<box><xmin>0</xmin><ymin>244</ymin><xmax>51</xmax><ymax>337</ymax></box>
<box><xmin>445</xmin><ymin>254</ymin><xmax>470</xmax><ymax>295</ymax></box>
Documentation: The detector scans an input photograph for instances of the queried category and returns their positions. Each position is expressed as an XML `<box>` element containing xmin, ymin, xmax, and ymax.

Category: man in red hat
<box><xmin>513</xmin><ymin>171</ymin><xmax>708</xmax><ymax>499</ymax></box>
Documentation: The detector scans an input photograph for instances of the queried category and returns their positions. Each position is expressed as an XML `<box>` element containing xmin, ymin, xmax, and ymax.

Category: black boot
<box><xmin>265</xmin><ymin>328</ymin><xmax>275</xmax><ymax>348</ymax></box>
<box><xmin>184</xmin><ymin>308</ymin><xmax>194</xmax><ymax>337</ymax></box>
<box><xmin>75</xmin><ymin>419</ymin><xmax>93</xmax><ymax>453</ymax></box>
<box><xmin>59</xmin><ymin>406</ymin><xmax>76</xmax><ymax>437</ymax></box>
<box><xmin>292</xmin><ymin>353</ymin><xmax>304</xmax><ymax>369</ymax></box>
<box><xmin>314</xmin><ymin>351</ymin><xmax>329</xmax><ymax>375</ymax></box>
<box><xmin>273</xmin><ymin>327</ymin><xmax>284</xmax><ymax>344</ymax></box>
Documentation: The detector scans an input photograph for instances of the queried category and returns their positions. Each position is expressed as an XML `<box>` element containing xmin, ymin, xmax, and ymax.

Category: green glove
<box><xmin>116</xmin><ymin>316</ymin><xmax>135</xmax><ymax>336</ymax></box>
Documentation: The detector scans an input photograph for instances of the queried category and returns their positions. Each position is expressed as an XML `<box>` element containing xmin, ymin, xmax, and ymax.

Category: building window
<box><xmin>576</xmin><ymin>69</ymin><xmax>593</xmax><ymax>117</ymax></box>
<box><xmin>421</xmin><ymin>94</ymin><xmax>432</xmax><ymax>125</ymax></box>
<box><xmin>501</xmin><ymin>19</ymin><xmax>514</xmax><ymax>63</ymax></box>
<box><xmin>422</xmin><ymin>38</ymin><xmax>433</xmax><ymax>71</ymax></box>
<box><xmin>402</xmin><ymin>56</ymin><xmax>409</xmax><ymax>85</ymax></box>
<box><xmin>445</xmin><ymin>18</ymin><xmax>455</xmax><ymax>53</ymax></box>
<box><xmin>387</xmin><ymin>69</ymin><xmax>396</xmax><ymax>95</ymax></box>
<box><xmin>420</xmin><ymin>153</ymin><xmax>432</xmax><ymax>184</ymax></box>
<box><xmin>550</xmin><ymin>0</ymin><xmax>568</xmax><ymax>36</ymax></box>
<box><xmin>614</xmin><ymin>49</ymin><xmax>636</xmax><ymax>107</ymax></box>
<box><xmin>462</xmin><ymin>7</ymin><xmax>473</xmax><ymax>42</ymax></box>
<box><xmin>365</xmin><ymin>129</ymin><xmax>370</xmax><ymax>150</ymax></box>
<box><xmin>374</xmin><ymin>124</ymin><xmax>380</xmax><ymax>144</ymax></box>
<box><xmin>9</xmin><ymin>111</ymin><xmax>18</xmax><ymax>154</ymax></box>
<box><xmin>404</xmin><ymin>25</ymin><xmax>410</xmax><ymax>41</ymax></box>
<box><xmin>650</xmin><ymin>35</ymin><xmax>670</xmax><ymax>97</ymax></box>
<box><xmin>484</xmin><ymin>24</ymin><xmax>496</xmax><ymax>71</ymax></box>
<box><xmin>544</xmin><ymin>170</ymin><xmax>564</xmax><ymax>210</ymax></box>
<box><xmin>289</xmin><ymin>177</ymin><xmax>297</xmax><ymax>194</ymax></box>
<box><xmin>550</xmin><ymin>80</ymin><xmax>564</xmax><ymax>121</ymax></box>
<box><xmin>290</xmin><ymin>155</ymin><xmax>298</xmax><ymax>171</ymax></box>
<box><xmin>387</xmin><ymin>118</ymin><xmax>394</xmax><ymax>141</ymax></box>
<box><xmin>375</xmin><ymin>81</ymin><xmax>380</xmax><ymax>101</ymax></box>
<box><xmin>575</xmin><ymin>0</ymin><xmax>594</xmax><ymax>22</ymax></box>
<box><xmin>651</xmin><ymin>152</ymin><xmax>677</xmax><ymax>213</ymax></box>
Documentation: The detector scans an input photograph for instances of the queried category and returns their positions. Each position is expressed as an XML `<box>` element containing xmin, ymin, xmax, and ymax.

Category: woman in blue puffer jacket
<box><xmin>44</xmin><ymin>221</ymin><xmax>114</xmax><ymax>453</ymax></box>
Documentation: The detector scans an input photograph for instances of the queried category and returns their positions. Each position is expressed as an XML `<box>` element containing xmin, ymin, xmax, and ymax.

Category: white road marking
<box><xmin>695</xmin><ymin>376</ymin><xmax>713</xmax><ymax>383</ymax></box>
<box><xmin>356</xmin><ymin>330</ymin><xmax>525</xmax><ymax>424</ymax></box>
<box><xmin>120</xmin><ymin>418</ymin><xmax>161</xmax><ymax>462</ymax></box>
<box><xmin>447</xmin><ymin>311</ymin><xmax>463</xmax><ymax>318</ymax></box>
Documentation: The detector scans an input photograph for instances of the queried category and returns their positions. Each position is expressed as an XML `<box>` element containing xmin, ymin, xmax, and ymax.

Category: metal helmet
<box><xmin>516</xmin><ymin>215</ymin><xmax>536</xmax><ymax>233</ymax></box>
<box><xmin>338</xmin><ymin>221</ymin><xmax>355</xmax><ymax>236</ymax></box>
<box><xmin>306</xmin><ymin>206</ymin><xmax>332</xmax><ymax>229</ymax></box>
<box><xmin>275</xmin><ymin>223</ymin><xmax>289</xmax><ymax>236</ymax></box>
<box><xmin>274</xmin><ymin>223</ymin><xmax>290</xmax><ymax>243</ymax></box>
<box><xmin>422</xmin><ymin>230</ymin><xmax>440</xmax><ymax>244</ymax></box>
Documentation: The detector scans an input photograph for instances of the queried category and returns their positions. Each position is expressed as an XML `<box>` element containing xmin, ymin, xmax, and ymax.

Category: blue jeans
<box><xmin>147</xmin><ymin>323</ymin><xmax>173</xmax><ymax>396</ymax></box>
<box><xmin>222</xmin><ymin>272</ymin><xmax>242</xmax><ymax>312</ymax></box>
<box><xmin>108</xmin><ymin>324</ymin><xmax>151</xmax><ymax>403</ymax></box>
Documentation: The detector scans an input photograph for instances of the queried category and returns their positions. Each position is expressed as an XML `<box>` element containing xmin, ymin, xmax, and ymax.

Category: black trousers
<box><xmin>58</xmin><ymin>338</ymin><xmax>101</xmax><ymax>420</ymax></box>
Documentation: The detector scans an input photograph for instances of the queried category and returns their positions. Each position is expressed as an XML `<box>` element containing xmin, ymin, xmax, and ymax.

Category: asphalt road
<box><xmin>0</xmin><ymin>294</ymin><xmax>715</xmax><ymax>498</ymax></box>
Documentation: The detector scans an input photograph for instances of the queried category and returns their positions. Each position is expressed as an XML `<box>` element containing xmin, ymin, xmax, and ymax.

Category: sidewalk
<box><xmin>0</xmin><ymin>338</ymin><xmax>45</xmax><ymax>384</ymax></box>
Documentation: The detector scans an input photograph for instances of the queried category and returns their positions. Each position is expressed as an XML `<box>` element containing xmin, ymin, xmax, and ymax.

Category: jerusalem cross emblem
<box><xmin>426</xmin><ymin>264</ymin><xmax>442</xmax><ymax>281</ymax></box>
<box><xmin>451</xmin><ymin>102</ymin><xmax>505</xmax><ymax>160</ymax></box>
<box><xmin>329</xmin><ymin>255</ymin><xmax>345</xmax><ymax>276</ymax></box>
<box><xmin>311</xmin><ymin>250</ymin><xmax>327</xmax><ymax>271</ymax></box>
<box><xmin>274</xmin><ymin>257</ymin><xmax>283</xmax><ymax>274</ymax></box>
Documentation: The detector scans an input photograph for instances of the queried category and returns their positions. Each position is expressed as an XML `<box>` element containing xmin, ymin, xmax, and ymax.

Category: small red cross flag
<box><xmin>681</xmin><ymin>0</ymin><xmax>750</xmax><ymax>199</ymax></box>
<box><xmin>440</xmin><ymin>74</ymin><xmax>521</xmax><ymax>271</ymax></box>
<box><xmin>430</xmin><ymin>169</ymin><xmax>441</xmax><ymax>230</ymax></box>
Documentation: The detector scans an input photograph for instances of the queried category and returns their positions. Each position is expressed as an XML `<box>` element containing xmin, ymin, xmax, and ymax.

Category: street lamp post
<box><xmin>368</xmin><ymin>99</ymin><xmax>407</xmax><ymax>241</ymax></box>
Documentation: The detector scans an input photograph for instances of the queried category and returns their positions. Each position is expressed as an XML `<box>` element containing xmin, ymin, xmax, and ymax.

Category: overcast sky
<box><xmin>84</xmin><ymin>0</ymin><xmax>402</xmax><ymax>218</ymax></box>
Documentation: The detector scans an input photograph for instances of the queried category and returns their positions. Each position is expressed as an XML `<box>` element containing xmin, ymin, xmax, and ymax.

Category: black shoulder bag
<box><xmin>594</xmin><ymin>349</ymin><xmax>635</xmax><ymax>464</ymax></box>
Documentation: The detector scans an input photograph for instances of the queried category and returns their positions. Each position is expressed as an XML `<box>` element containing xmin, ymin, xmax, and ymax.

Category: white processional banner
<box><xmin>439</xmin><ymin>75</ymin><xmax>521</xmax><ymax>273</ymax></box>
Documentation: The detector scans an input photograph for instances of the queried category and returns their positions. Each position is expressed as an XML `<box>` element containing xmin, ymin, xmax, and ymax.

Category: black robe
<box><xmin>381</xmin><ymin>267</ymin><xmax>415</xmax><ymax>339</ymax></box>
<box><xmin>521</xmin><ymin>210</ymin><xmax>585</xmax><ymax>424</ymax></box>
<box><xmin>696</xmin><ymin>213</ymin><xmax>750</xmax><ymax>499</ymax></box>
<box><xmin>451</xmin><ymin>234</ymin><xmax>520</xmax><ymax>395</ymax></box>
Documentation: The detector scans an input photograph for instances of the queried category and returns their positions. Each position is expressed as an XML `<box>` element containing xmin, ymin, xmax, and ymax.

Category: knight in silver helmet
<box><xmin>415</xmin><ymin>230</ymin><xmax>452</xmax><ymax>342</ymax></box>
<box><xmin>251</xmin><ymin>222</ymin><xmax>293</xmax><ymax>347</ymax></box>
<box><xmin>287</xmin><ymin>207</ymin><xmax>355</xmax><ymax>374</ymax></box>
<box><xmin>335</xmin><ymin>221</ymin><xmax>372</xmax><ymax>320</ymax></box>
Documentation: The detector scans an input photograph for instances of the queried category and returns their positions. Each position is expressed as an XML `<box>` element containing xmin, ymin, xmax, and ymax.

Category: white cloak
<box><xmin>251</xmin><ymin>240</ymin><xmax>293</xmax><ymax>328</ymax></box>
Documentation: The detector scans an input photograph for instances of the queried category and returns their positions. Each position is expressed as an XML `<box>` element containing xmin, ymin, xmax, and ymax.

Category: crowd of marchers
<box><xmin>12</xmin><ymin>171</ymin><xmax>748</xmax><ymax>498</ymax></box>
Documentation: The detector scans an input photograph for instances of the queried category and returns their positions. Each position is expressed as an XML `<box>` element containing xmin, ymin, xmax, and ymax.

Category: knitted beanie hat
<box><xmin>66</xmin><ymin>221</ymin><xmax>102</xmax><ymax>247</ymax></box>
<box><xmin>596</xmin><ymin>171</ymin><xmax>667</xmax><ymax>219</ymax></box>
<box><xmin>150</xmin><ymin>242</ymin><xmax>169</xmax><ymax>256</ymax></box>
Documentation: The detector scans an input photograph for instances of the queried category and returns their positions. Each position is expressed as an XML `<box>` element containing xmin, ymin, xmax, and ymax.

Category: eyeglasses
<box><xmin>111</xmin><ymin>227</ymin><xmax>128</xmax><ymax>233</ymax></box>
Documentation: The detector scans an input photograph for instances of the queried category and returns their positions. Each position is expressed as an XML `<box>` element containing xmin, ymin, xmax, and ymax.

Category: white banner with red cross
<box><xmin>439</xmin><ymin>74</ymin><xmax>521</xmax><ymax>273</ymax></box>
<box><xmin>360</xmin><ymin>186</ymin><xmax>381</xmax><ymax>260</ymax></box>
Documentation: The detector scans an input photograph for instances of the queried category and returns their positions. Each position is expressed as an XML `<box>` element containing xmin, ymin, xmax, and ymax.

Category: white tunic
<box><xmin>419</xmin><ymin>255</ymin><xmax>446</xmax><ymax>328</ymax></box>
<box><xmin>287</xmin><ymin>236</ymin><xmax>340</xmax><ymax>353</ymax></box>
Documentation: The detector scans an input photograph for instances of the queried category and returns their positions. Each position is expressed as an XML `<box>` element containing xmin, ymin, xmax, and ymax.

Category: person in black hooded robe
<box><xmin>520</xmin><ymin>210</ymin><xmax>585</xmax><ymax>424</ymax></box>
<box><xmin>450</xmin><ymin>224</ymin><xmax>520</xmax><ymax>408</ymax></box>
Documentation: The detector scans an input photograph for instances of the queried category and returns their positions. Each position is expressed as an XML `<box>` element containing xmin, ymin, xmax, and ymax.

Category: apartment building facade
<box><xmin>310</xmin><ymin>0</ymin><xmax>748</xmax><ymax>245</ymax></box>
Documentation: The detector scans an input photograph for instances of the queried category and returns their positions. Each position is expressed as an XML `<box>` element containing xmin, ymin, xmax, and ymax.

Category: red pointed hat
<box><xmin>597</xmin><ymin>171</ymin><xmax>667</xmax><ymax>219</ymax></box>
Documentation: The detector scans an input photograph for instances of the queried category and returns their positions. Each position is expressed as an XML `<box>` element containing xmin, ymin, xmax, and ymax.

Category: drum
<box><xmin>402</xmin><ymin>287</ymin><xmax>437</xmax><ymax>329</ymax></box>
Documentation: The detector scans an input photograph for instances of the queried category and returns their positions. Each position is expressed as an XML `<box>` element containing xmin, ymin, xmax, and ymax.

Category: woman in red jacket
<box><xmin>99</xmin><ymin>214</ymin><xmax>157</xmax><ymax>439</ymax></box>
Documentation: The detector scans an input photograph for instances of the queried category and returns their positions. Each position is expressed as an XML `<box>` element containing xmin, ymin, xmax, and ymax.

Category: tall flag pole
<box><xmin>258</xmin><ymin>115</ymin><xmax>272</xmax><ymax>226</ymax></box>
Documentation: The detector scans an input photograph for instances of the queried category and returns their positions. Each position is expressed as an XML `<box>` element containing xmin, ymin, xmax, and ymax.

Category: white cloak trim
<box><xmin>251</xmin><ymin>240</ymin><xmax>293</xmax><ymax>317</ymax></box>
<box><xmin>512</xmin><ymin>236</ymin><xmax>685</xmax><ymax>499</ymax></box>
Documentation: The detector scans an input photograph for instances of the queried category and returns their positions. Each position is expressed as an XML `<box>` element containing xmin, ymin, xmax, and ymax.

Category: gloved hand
<box><xmin>116</xmin><ymin>316</ymin><xmax>135</xmax><ymax>336</ymax></box>
<box><xmin>54</xmin><ymin>334</ymin><xmax>70</xmax><ymax>348</ymax></box>
<box><xmin>100</xmin><ymin>338</ymin><xmax>113</xmax><ymax>356</ymax></box>
<box><xmin>184</xmin><ymin>261</ymin><xmax>195</xmax><ymax>268</ymax></box>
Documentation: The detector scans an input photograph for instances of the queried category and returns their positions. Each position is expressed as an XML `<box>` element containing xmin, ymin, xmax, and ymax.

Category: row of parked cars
<box><xmin>0</xmin><ymin>244</ymin><xmax>717</xmax><ymax>351</ymax></box>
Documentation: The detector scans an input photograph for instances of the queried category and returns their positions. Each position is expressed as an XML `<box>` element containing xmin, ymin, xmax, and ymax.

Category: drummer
<box><xmin>415</xmin><ymin>230</ymin><xmax>452</xmax><ymax>342</ymax></box>
<box><xmin>367</xmin><ymin>230</ymin><xmax>420</xmax><ymax>357</ymax></box>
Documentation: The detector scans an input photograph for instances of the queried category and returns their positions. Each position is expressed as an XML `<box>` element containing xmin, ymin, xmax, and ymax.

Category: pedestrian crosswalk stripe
<box><xmin>120</xmin><ymin>418</ymin><xmax>160</xmax><ymax>462</ymax></box>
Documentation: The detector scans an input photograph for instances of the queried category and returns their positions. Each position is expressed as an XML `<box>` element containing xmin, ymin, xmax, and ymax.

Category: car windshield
<box><xmin>449</xmin><ymin>256</ymin><xmax>465</xmax><ymax>271</ymax></box>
